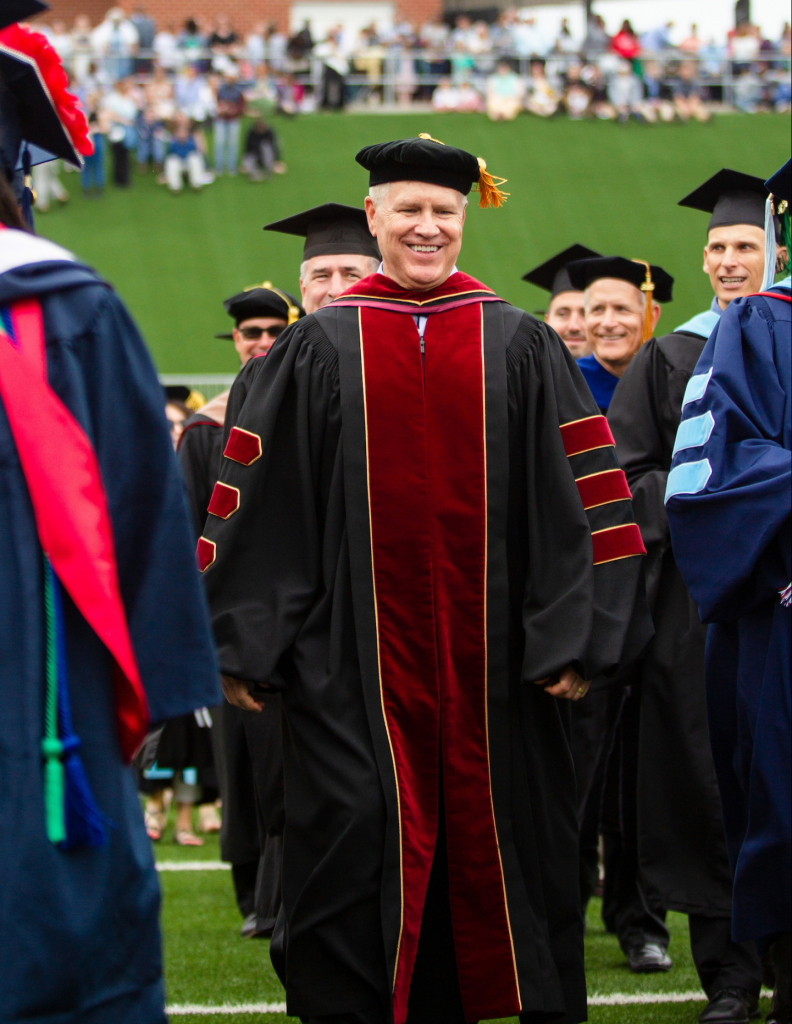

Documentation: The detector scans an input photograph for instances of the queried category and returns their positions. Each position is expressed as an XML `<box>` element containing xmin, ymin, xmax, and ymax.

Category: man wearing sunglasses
<box><xmin>178</xmin><ymin>282</ymin><xmax>304</xmax><ymax>940</ymax></box>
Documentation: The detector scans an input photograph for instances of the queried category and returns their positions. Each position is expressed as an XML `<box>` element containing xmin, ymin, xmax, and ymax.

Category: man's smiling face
<box><xmin>364</xmin><ymin>180</ymin><xmax>466</xmax><ymax>291</ymax></box>
<box><xmin>703</xmin><ymin>223</ymin><xmax>767</xmax><ymax>308</ymax></box>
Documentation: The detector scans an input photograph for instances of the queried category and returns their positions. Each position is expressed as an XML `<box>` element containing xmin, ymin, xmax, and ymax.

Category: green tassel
<box><xmin>42</xmin><ymin>558</ymin><xmax>66</xmax><ymax>845</ymax></box>
<box><xmin>42</xmin><ymin>736</ymin><xmax>66</xmax><ymax>843</ymax></box>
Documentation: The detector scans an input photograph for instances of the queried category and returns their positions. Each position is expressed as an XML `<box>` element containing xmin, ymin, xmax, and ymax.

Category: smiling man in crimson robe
<box><xmin>199</xmin><ymin>135</ymin><xmax>652</xmax><ymax>1024</ymax></box>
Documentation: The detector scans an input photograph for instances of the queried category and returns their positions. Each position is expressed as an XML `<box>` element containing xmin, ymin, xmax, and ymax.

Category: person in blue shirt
<box><xmin>666</xmin><ymin>160</ymin><xmax>791</xmax><ymax>1024</ymax></box>
<box><xmin>164</xmin><ymin>114</ymin><xmax>204</xmax><ymax>191</ymax></box>
<box><xmin>566</xmin><ymin>255</ymin><xmax>674</xmax><ymax>412</ymax></box>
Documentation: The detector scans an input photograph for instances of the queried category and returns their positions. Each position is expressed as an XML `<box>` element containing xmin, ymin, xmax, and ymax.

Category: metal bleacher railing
<box><xmin>159</xmin><ymin>374</ymin><xmax>236</xmax><ymax>402</ymax></box>
<box><xmin>69</xmin><ymin>47</ymin><xmax>790</xmax><ymax>112</ymax></box>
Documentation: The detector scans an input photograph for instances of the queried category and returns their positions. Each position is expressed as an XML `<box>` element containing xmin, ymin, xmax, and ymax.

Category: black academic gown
<box><xmin>0</xmin><ymin>237</ymin><xmax>220</xmax><ymax>1022</ymax></box>
<box><xmin>201</xmin><ymin>283</ymin><xmax>652</xmax><ymax>1024</ymax></box>
<box><xmin>179</xmin><ymin>398</ymin><xmax>284</xmax><ymax>932</ymax></box>
<box><xmin>607</xmin><ymin>331</ymin><xmax>734</xmax><ymax>915</ymax></box>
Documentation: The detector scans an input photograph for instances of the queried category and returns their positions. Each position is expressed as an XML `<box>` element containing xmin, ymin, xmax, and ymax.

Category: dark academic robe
<box><xmin>201</xmin><ymin>271</ymin><xmax>652</xmax><ymax>1024</ymax></box>
<box><xmin>178</xmin><ymin>386</ymin><xmax>285</xmax><ymax>932</ymax></box>
<box><xmin>0</xmin><ymin>232</ymin><xmax>220</xmax><ymax>1021</ymax></box>
<box><xmin>666</xmin><ymin>282</ymin><xmax>792</xmax><ymax>949</ymax></box>
<box><xmin>608</xmin><ymin>329</ymin><xmax>735</xmax><ymax>917</ymax></box>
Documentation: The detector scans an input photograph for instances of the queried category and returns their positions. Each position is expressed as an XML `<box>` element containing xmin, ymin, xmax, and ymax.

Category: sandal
<box><xmin>197</xmin><ymin>804</ymin><xmax>222</xmax><ymax>834</ymax></box>
<box><xmin>174</xmin><ymin>829</ymin><xmax>204</xmax><ymax>847</ymax></box>
<box><xmin>144</xmin><ymin>809</ymin><xmax>164</xmax><ymax>841</ymax></box>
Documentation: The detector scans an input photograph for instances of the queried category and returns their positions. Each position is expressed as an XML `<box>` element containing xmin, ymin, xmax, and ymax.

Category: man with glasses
<box><xmin>178</xmin><ymin>283</ymin><xmax>303</xmax><ymax>938</ymax></box>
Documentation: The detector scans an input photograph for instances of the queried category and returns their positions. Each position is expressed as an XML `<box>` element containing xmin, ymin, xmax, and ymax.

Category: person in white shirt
<box><xmin>153</xmin><ymin>25</ymin><xmax>179</xmax><ymax>70</ymax></box>
<box><xmin>432</xmin><ymin>77</ymin><xmax>460</xmax><ymax>110</ymax></box>
<box><xmin>91</xmin><ymin>7</ymin><xmax>139</xmax><ymax>80</ymax></box>
<box><xmin>245</xmin><ymin>22</ymin><xmax>266</xmax><ymax>66</ymax></box>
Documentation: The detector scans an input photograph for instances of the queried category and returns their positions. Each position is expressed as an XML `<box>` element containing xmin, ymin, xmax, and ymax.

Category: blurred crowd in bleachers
<box><xmin>28</xmin><ymin>5</ymin><xmax>791</xmax><ymax>208</ymax></box>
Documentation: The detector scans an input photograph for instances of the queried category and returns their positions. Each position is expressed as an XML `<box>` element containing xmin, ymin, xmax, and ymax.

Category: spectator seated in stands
<box><xmin>432</xmin><ymin>76</ymin><xmax>459</xmax><ymax>111</ymax></box>
<box><xmin>432</xmin><ymin>75</ymin><xmax>482</xmax><ymax>112</ymax></box>
<box><xmin>485</xmin><ymin>61</ymin><xmax>525</xmax><ymax>121</ymax></box>
<box><xmin>164</xmin><ymin>115</ymin><xmax>204</xmax><ymax>191</ymax></box>
<box><xmin>241</xmin><ymin>118</ymin><xmax>286</xmax><ymax>181</ymax></box>
<box><xmin>562</xmin><ymin>62</ymin><xmax>591</xmax><ymax>119</ymax></box>
<box><xmin>642</xmin><ymin>59</ymin><xmax>676</xmax><ymax>122</ymax></box>
<box><xmin>455</xmin><ymin>76</ymin><xmax>483</xmax><ymax>112</ymax></box>
<box><xmin>607</xmin><ymin>59</ymin><xmax>644</xmax><ymax>121</ymax></box>
<box><xmin>525</xmin><ymin>57</ymin><xmax>560</xmax><ymax>117</ymax></box>
<box><xmin>672</xmin><ymin>61</ymin><xmax>711</xmax><ymax>121</ymax></box>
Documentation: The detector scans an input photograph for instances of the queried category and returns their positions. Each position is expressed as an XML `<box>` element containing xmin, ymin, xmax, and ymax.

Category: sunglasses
<box><xmin>238</xmin><ymin>325</ymin><xmax>285</xmax><ymax>341</ymax></box>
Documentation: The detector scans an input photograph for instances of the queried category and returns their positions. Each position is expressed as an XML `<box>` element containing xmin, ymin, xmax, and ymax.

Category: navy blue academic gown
<box><xmin>0</xmin><ymin>233</ymin><xmax>221</xmax><ymax>1022</ymax></box>
<box><xmin>666</xmin><ymin>281</ymin><xmax>791</xmax><ymax>949</ymax></box>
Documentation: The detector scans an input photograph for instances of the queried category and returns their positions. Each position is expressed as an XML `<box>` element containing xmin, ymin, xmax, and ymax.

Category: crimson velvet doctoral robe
<box><xmin>200</xmin><ymin>271</ymin><xmax>652</xmax><ymax>1024</ymax></box>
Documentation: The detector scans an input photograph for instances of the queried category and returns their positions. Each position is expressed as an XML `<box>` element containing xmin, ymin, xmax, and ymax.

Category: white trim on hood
<box><xmin>0</xmin><ymin>230</ymin><xmax>75</xmax><ymax>275</ymax></box>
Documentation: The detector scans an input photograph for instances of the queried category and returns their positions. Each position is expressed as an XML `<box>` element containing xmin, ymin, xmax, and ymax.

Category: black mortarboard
<box><xmin>0</xmin><ymin>0</ymin><xmax>48</xmax><ymax>31</ymax></box>
<box><xmin>356</xmin><ymin>134</ymin><xmax>508</xmax><ymax>207</ymax></box>
<box><xmin>522</xmin><ymin>244</ymin><xmax>602</xmax><ymax>297</ymax></box>
<box><xmin>215</xmin><ymin>282</ymin><xmax>304</xmax><ymax>339</ymax></box>
<box><xmin>164</xmin><ymin>385</ymin><xmax>191</xmax><ymax>403</ymax></box>
<box><xmin>264</xmin><ymin>203</ymin><xmax>380</xmax><ymax>262</ymax></box>
<box><xmin>0</xmin><ymin>24</ymin><xmax>86</xmax><ymax>178</ymax></box>
<box><xmin>678</xmin><ymin>168</ymin><xmax>772</xmax><ymax>232</ymax></box>
<box><xmin>766</xmin><ymin>160</ymin><xmax>791</xmax><ymax>206</ymax></box>
<box><xmin>566</xmin><ymin>256</ymin><xmax>674</xmax><ymax>303</ymax></box>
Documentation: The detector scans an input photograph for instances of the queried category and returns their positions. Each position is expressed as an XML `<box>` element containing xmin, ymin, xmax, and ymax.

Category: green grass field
<box><xmin>38</xmin><ymin>111</ymin><xmax>790</xmax><ymax>374</ymax></box>
<box><xmin>154</xmin><ymin>812</ymin><xmax>771</xmax><ymax>1024</ymax></box>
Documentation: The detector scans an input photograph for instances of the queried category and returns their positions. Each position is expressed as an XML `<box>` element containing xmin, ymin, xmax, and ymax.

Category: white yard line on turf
<box><xmin>166</xmin><ymin>992</ymin><xmax>772</xmax><ymax>1015</ymax></box>
<box><xmin>168</xmin><ymin>1005</ymin><xmax>286</xmax><ymax>1015</ymax></box>
<box><xmin>157</xmin><ymin>861</ymin><xmax>231</xmax><ymax>871</ymax></box>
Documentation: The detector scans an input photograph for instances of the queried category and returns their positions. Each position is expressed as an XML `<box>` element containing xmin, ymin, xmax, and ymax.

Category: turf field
<box><xmin>154</xmin><ymin>813</ymin><xmax>771</xmax><ymax>1024</ymax></box>
<box><xmin>38</xmin><ymin>111</ymin><xmax>790</xmax><ymax>374</ymax></box>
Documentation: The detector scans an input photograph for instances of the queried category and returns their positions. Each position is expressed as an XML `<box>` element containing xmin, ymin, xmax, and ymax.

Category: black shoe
<box><xmin>627</xmin><ymin>943</ymin><xmax>673</xmax><ymax>973</ymax></box>
<box><xmin>240</xmin><ymin>912</ymin><xmax>274</xmax><ymax>938</ymax></box>
<box><xmin>697</xmin><ymin>988</ymin><xmax>760</xmax><ymax>1024</ymax></box>
<box><xmin>768</xmin><ymin>933</ymin><xmax>792</xmax><ymax>1024</ymax></box>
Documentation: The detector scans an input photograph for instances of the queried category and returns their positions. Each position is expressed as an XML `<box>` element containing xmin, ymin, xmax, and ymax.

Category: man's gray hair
<box><xmin>584</xmin><ymin>284</ymin><xmax>649</xmax><ymax>310</ymax></box>
<box><xmin>300</xmin><ymin>255</ymin><xmax>380</xmax><ymax>281</ymax></box>
<box><xmin>368</xmin><ymin>183</ymin><xmax>392</xmax><ymax>207</ymax></box>
<box><xmin>367</xmin><ymin>182</ymin><xmax>468</xmax><ymax>209</ymax></box>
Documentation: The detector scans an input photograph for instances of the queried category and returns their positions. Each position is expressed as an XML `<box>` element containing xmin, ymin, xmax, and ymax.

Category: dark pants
<box><xmin>111</xmin><ymin>142</ymin><xmax>130</xmax><ymax>186</ymax></box>
<box><xmin>600</xmin><ymin>683</ymin><xmax>670</xmax><ymax>954</ymax></box>
<box><xmin>213</xmin><ymin>698</ymin><xmax>284</xmax><ymax>932</ymax></box>
<box><xmin>689</xmin><ymin>915</ymin><xmax>763</xmax><ymax>998</ymax></box>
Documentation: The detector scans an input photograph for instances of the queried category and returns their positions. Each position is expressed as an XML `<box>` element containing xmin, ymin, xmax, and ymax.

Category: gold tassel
<box><xmin>474</xmin><ymin>158</ymin><xmax>509</xmax><ymax>209</ymax></box>
<box><xmin>418</xmin><ymin>132</ymin><xmax>445</xmax><ymax>145</ymax></box>
<box><xmin>632</xmin><ymin>260</ymin><xmax>655</xmax><ymax>343</ymax></box>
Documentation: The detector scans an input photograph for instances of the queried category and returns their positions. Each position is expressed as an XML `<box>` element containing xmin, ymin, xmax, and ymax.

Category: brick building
<box><xmin>32</xmin><ymin>0</ymin><xmax>442</xmax><ymax>38</ymax></box>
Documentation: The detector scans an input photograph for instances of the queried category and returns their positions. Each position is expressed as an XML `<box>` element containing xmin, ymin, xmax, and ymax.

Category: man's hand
<box><xmin>534</xmin><ymin>665</ymin><xmax>591</xmax><ymax>701</ymax></box>
<box><xmin>221</xmin><ymin>674</ymin><xmax>265</xmax><ymax>712</ymax></box>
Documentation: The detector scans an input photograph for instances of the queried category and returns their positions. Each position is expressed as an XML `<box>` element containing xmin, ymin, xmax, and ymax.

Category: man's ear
<box><xmin>702</xmin><ymin>245</ymin><xmax>710</xmax><ymax>274</ymax></box>
<box><xmin>776</xmin><ymin>242</ymin><xmax>789</xmax><ymax>273</ymax></box>
<box><xmin>652</xmin><ymin>302</ymin><xmax>662</xmax><ymax>330</ymax></box>
<box><xmin>364</xmin><ymin>196</ymin><xmax>378</xmax><ymax>237</ymax></box>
